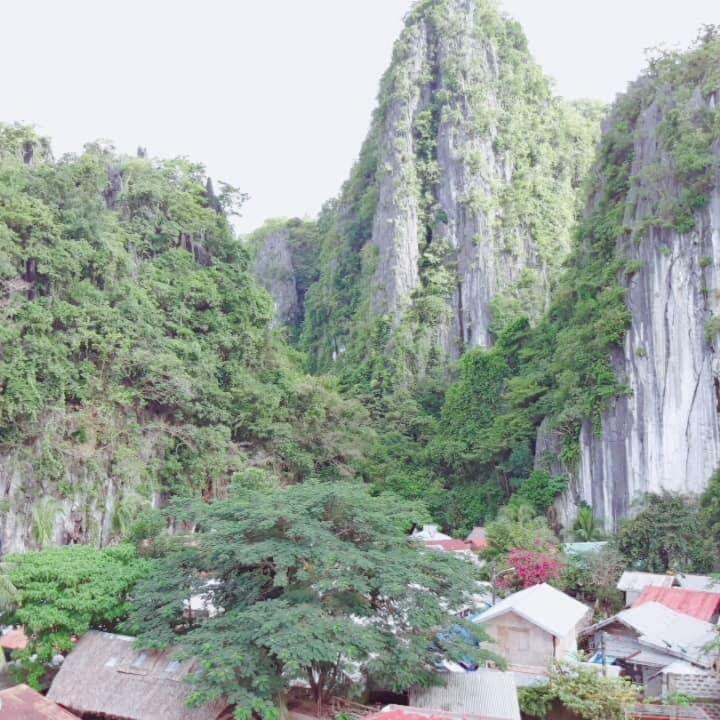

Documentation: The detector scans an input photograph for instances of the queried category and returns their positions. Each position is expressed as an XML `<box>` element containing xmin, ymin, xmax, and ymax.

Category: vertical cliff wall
<box><xmin>547</xmin><ymin>36</ymin><xmax>720</xmax><ymax>530</ymax></box>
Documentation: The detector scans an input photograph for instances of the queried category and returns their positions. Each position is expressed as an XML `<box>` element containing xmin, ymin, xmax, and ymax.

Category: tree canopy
<box><xmin>519</xmin><ymin>663</ymin><xmax>640</xmax><ymax>720</ymax></box>
<box><xmin>124</xmin><ymin>481</ymin><xmax>498</xmax><ymax>719</ymax></box>
<box><xmin>4</xmin><ymin>544</ymin><xmax>150</xmax><ymax>686</ymax></box>
<box><xmin>616</xmin><ymin>492</ymin><xmax>716</xmax><ymax>573</ymax></box>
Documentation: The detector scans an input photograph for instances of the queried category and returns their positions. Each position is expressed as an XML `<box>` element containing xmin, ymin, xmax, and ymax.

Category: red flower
<box><xmin>505</xmin><ymin>548</ymin><xmax>564</xmax><ymax>589</ymax></box>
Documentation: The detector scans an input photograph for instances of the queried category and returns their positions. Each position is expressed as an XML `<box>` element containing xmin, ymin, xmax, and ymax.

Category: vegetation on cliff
<box><xmin>0</xmin><ymin>125</ymin><xmax>374</xmax><ymax>547</ymax></box>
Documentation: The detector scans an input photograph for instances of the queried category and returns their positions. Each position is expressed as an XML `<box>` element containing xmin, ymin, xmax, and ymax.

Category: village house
<box><xmin>583</xmin><ymin>601</ymin><xmax>719</xmax><ymax>699</ymax></box>
<box><xmin>47</xmin><ymin>630</ymin><xmax>233</xmax><ymax>720</ymax></box>
<box><xmin>465</xmin><ymin>527</ymin><xmax>488</xmax><ymax>552</ymax></box>
<box><xmin>412</xmin><ymin>525</ymin><xmax>481</xmax><ymax>564</ymax></box>
<box><xmin>0</xmin><ymin>684</ymin><xmax>79</xmax><ymax>719</ymax></box>
<box><xmin>366</xmin><ymin>705</ymin><xmax>511</xmax><ymax>720</ymax></box>
<box><xmin>470</xmin><ymin>583</ymin><xmax>590</xmax><ymax>674</ymax></box>
<box><xmin>617</xmin><ymin>572</ymin><xmax>676</xmax><ymax>606</ymax></box>
<box><xmin>408</xmin><ymin>669</ymin><xmax>520</xmax><ymax>720</ymax></box>
<box><xmin>412</xmin><ymin>525</ymin><xmax>452</xmax><ymax>542</ymax></box>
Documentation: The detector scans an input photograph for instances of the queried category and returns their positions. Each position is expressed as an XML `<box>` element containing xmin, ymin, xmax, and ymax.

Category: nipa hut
<box><xmin>47</xmin><ymin>631</ymin><xmax>232</xmax><ymax>720</ymax></box>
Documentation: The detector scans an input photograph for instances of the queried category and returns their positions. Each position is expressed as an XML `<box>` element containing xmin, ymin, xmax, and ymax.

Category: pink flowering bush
<box><xmin>500</xmin><ymin>548</ymin><xmax>565</xmax><ymax>591</ymax></box>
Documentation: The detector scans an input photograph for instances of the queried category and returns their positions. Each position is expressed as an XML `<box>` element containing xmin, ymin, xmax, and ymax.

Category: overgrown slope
<box><xmin>0</xmin><ymin>126</ymin><xmax>372</xmax><ymax>552</ymax></box>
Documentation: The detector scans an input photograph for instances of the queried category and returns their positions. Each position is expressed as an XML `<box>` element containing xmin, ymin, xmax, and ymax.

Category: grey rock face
<box><xmin>0</xmin><ymin>414</ymin><xmax>164</xmax><ymax>554</ymax></box>
<box><xmin>367</xmin><ymin>0</ymin><xmax>568</xmax><ymax>354</ymax></box>
<box><xmin>252</xmin><ymin>0</ymin><xmax>596</xmax><ymax>368</ymax></box>
<box><xmin>565</xmin><ymin>86</ymin><xmax>720</xmax><ymax>531</ymax></box>
<box><xmin>252</xmin><ymin>229</ymin><xmax>303</xmax><ymax>327</ymax></box>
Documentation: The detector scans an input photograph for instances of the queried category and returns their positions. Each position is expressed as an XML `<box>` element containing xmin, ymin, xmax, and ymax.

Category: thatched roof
<box><xmin>0</xmin><ymin>683</ymin><xmax>79</xmax><ymax>719</ymax></box>
<box><xmin>46</xmin><ymin>631</ymin><xmax>229</xmax><ymax>720</ymax></box>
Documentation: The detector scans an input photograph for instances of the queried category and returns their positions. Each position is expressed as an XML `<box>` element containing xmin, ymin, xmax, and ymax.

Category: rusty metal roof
<box><xmin>632</xmin><ymin>586</ymin><xmax>720</xmax><ymax>622</ymax></box>
<box><xmin>0</xmin><ymin>684</ymin><xmax>79</xmax><ymax>719</ymax></box>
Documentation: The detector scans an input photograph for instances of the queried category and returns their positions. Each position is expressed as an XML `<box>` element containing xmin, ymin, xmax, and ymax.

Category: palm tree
<box><xmin>572</xmin><ymin>504</ymin><xmax>605</xmax><ymax>541</ymax></box>
<box><xmin>32</xmin><ymin>497</ymin><xmax>59</xmax><ymax>549</ymax></box>
<box><xmin>0</xmin><ymin>569</ymin><xmax>19</xmax><ymax>614</ymax></box>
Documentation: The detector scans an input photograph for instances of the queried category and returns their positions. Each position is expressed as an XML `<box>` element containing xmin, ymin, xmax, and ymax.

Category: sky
<box><xmin>2</xmin><ymin>1</ymin><xmax>718</xmax><ymax>233</ymax></box>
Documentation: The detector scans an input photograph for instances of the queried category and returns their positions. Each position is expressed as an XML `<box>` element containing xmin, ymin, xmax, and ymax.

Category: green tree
<box><xmin>514</xmin><ymin>471</ymin><xmax>568</xmax><ymax>516</ymax></box>
<box><xmin>5</xmin><ymin>544</ymin><xmax>150</xmax><ymax>687</ymax></box>
<box><xmin>584</xmin><ymin>546</ymin><xmax>626</xmax><ymax>610</ymax></box>
<box><xmin>125</xmin><ymin>481</ymin><xmax>498</xmax><ymax>719</ymax></box>
<box><xmin>0</xmin><ymin>571</ymin><xmax>19</xmax><ymax>613</ymax></box>
<box><xmin>483</xmin><ymin>502</ymin><xmax>558</xmax><ymax>559</ymax></box>
<box><xmin>519</xmin><ymin>663</ymin><xmax>639</xmax><ymax>720</ymax></box>
<box><xmin>616</xmin><ymin>492</ymin><xmax>715</xmax><ymax>573</ymax></box>
<box><xmin>0</xmin><ymin>125</ymin><xmax>377</xmax><ymax>536</ymax></box>
<box><xmin>701</xmin><ymin>469</ymin><xmax>720</xmax><ymax>544</ymax></box>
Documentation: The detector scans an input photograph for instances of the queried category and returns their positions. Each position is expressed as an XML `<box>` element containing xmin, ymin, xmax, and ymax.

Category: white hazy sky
<box><xmin>2</xmin><ymin>1</ymin><xmax>718</xmax><ymax>232</ymax></box>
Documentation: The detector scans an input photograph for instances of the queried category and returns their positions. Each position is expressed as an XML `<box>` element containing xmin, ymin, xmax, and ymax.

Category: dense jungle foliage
<box><xmin>249</xmin><ymin>27</ymin><xmax>720</xmax><ymax>534</ymax></box>
<box><xmin>0</xmin><ymin>124</ymin><xmax>377</xmax><ymax>547</ymax></box>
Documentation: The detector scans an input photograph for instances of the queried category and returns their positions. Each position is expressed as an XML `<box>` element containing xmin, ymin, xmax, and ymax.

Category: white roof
<box><xmin>409</xmin><ymin>669</ymin><xmax>520</xmax><ymax>720</ymax></box>
<box><xmin>412</xmin><ymin>525</ymin><xmax>452</xmax><ymax>542</ymax></box>
<box><xmin>602</xmin><ymin>602</ymin><xmax>716</xmax><ymax>668</ymax></box>
<box><xmin>675</xmin><ymin>574</ymin><xmax>720</xmax><ymax>594</ymax></box>
<box><xmin>617</xmin><ymin>571</ymin><xmax>675</xmax><ymax>592</ymax></box>
<box><xmin>471</xmin><ymin>583</ymin><xmax>589</xmax><ymax>638</ymax></box>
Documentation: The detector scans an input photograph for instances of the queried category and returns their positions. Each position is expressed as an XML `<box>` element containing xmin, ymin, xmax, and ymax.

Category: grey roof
<box><xmin>409</xmin><ymin>670</ymin><xmax>520</xmax><ymax>720</ymax></box>
<box><xmin>47</xmin><ymin>631</ymin><xmax>229</xmax><ymax>720</ymax></box>
<box><xmin>617</xmin><ymin>572</ymin><xmax>675</xmax><ymax>593</ymax></box>
<box><xmin>591</xmin><ymin>602</ymin><xmax>716</xmax><ymax>669</ymax></box>
<box><xmin>471</xmin><ymin>583</ymin><xmax>589</xmax><ymax>638</ymax></box>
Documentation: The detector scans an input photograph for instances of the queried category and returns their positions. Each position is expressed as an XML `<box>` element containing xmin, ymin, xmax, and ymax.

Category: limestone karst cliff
<box><xmin>252</xmin><ymin>0</ymin><xmax>601</xmax><ymax>374</ymax></box>
<box><xmin>561</xmin><ymin>35</ymin><xmax>720</xmax><ymax>530</ymax></box>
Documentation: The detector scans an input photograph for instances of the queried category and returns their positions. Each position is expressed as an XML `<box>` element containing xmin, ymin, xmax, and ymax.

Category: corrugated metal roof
<box><xmin>425</xmin><ymin>540</ymin><xmax>475</xmax><ymax>553</ymax></box>
<box><xmin>409</xmin><ymin>670</ymin><xmax>520</xmax><ymax>720</ymax></box>
<box><xmin>470</xmin><ymin>583</ymin><xmax>589</xmax><ymax>638</ymax></box>
<box><xmin>617</xmin><ymin>572</ymin><xmax>675</xmax><ymax>593</ymax></box>
<box><xmin>633</xmin><ymin>586</ymin><xmax>720</xmax><ymax>622</ymax></box>
<box><xmin>563</xmin><ymin>542</ymin><xmax>608</xmax><ymax>556</ymax></box>
<box><xmin>599</xmin><ymin>602</ymin><xmax>716</xmax><ymax>668</ymax></box>
<box><xmin>675</xmin><ymin>574</ymin><xmax>720</xmax><ymax>594</ymax></box>
<box><xmin>0</xmin><ymin>684</ymin><xmax>79</xmax><ymax>719</ymax></box>
<box><xmin>374</xmin><ymin>705</ymin><xmax>500</xmax><ymax>720</ymax></box>
<box><xmin>626</xmin><ymin>704</ymin><xmax>710</xmax><ymax>719</ymax></box>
